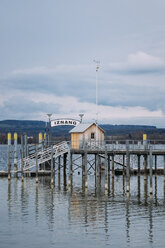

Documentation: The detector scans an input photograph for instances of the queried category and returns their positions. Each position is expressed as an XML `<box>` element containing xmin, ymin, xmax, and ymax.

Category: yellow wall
<box><xmin>71</xmin><ymin>124</ymin><xmax>104</xmax><ymax>149</ymax></box>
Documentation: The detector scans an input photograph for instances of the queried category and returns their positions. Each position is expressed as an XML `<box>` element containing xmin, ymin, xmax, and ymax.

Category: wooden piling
<box><xmin>7</xmin><ymin>133</ymin><xmax>11</xmax><ymax>181</ymax></box>
<box><xmin>149</xmin><ymin>146</ymin><xmax>153</xmax><ymax>194</ymax></box>
<box><xmin>51</xmin><ymin>145</ymin><xmax>54</xmax><ymax>185</ymax></box>
<box><xmin>96</xmin><ymin>153</ymin><xmax>99</xmax><ymax>177</ymax></box>
<box><xmin>137</xmin><ymin>155</ymin><xmax>140</xmax><ymax>176</ymax></box>
<box><xmin>126</xmin><ymin>141</ymin><xmax>130</xmax><ymax>192</ymax></box>
<box><xmin>164</xmin><ymin>155</ymin><xmax>165</xmax><ymax>182</ymax></box>
<box><xmin>68</xmin><ymin>148</ymin><xmax>72</xmax><ymax>187</ymax></box>
<box><xmin>155</xmin><ymin>155</ymin><xmax>157</xmax><ymax>175</ymax></box>
<box><xmin>14</xmin><ymin>133</ymin><xmax>18</xmax><ymax>177</ymax></box>
<box><xmin>35</xmin><ymin>145</ymin><xmax>38</xmax><ymax>184</ymax></box>
<box><xmin>143</xmin><ymin>155</ymin><xmax>148</xmax><ymax>180</ymax></box>
<box><xmin>112</xmin><ymin>154</ymin><xmax>114</xmax><ymax>178</ymax></box>
<box><xmin>21</xmin><ymin>134</ymin><xmax>24</xmax><ymax>182</ymax></box>
<box><xmin>104</xmin><ymin>147</ymin><xmax>108</xmax><ymax>191</ymax></box>
<box><xmin>63</xmin><ymin>153</ymin><xmax>67</xmax><ymax>177</ymax></box>
<box><xmin>123</xmin><ymin>154</ymin><xmax>125</xmax><ymax>175</ymax></box>
<box><xmin>58</xmin><ymin>155</ymin><xmax>61</xmax><ymax>175</ymax></box>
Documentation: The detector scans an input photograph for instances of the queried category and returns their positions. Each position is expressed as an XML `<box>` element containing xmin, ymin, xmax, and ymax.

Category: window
<box><xmin>91</xmin><ymin>133</ymin><xmax>95</xmax><ymax>139</ymax></box>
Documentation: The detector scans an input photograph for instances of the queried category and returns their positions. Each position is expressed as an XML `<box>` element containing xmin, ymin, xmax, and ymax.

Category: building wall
<box><xmin>71</xmin><ymin>124</ymin><xmax>104</xmax><ymax>149</ymax></box>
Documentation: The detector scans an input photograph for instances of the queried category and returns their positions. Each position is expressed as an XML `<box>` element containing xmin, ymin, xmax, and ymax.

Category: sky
<box><xmin>0</xmin><ymin>0</ymin><xmax>165</xmax><ymax>127</ymax></box>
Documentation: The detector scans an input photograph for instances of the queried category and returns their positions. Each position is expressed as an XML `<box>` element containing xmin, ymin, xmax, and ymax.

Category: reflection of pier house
<box><xmin>70</xmin><ymin>123</ymin><xmax>104</xmax><ymax>149</ymax></box>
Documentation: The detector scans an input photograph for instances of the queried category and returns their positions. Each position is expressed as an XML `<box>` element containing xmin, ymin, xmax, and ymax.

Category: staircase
<box><xmin>18</xmin><ymin>141</ymin><xmax>69</xmax><ymax>171</ymax></box>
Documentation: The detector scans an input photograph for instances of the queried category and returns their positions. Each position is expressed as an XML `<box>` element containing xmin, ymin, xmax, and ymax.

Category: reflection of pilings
<box><xmin>14</xmin><ymin>133</ymin><xmax>18</xmax><ymax>177</ymax></box>
<box><xmin>137</xmin><ymin>155</ymin><xmax>140</xmax><ymax>176</ymax></box>
<box><xmin>111</xmin><ymin>176</ymin><xmax>114</xmax><ymax>196</ymax></box>
<box><xmin>149</xmin><ymin>146</ymin><xmax>153</xmax><ymax>195</ymax></box>
<box><xmin>8</xmin><ymin>133</ymin><xmax>11</xmax><ymax>181</ymax></box>
<box><xmin>126</xmin><ymin>192</ymin><xmax>130</xmax><ymax>243</ymax></box>
<box><xmin>137</xmin><ymin>176</ymin><xmax>140</xmax><ymax>202</ymax></box>
<box><xmin>149</xmin><ymin>194</ymin><xmax>153</xmax><ymax>244</ymax></box>
<box><xmin>144</xmin><ymin>176</ymin><xmax>148</xmax><ymax>205</ymax></box>
<box><xmin>104</xmin><ymin>147</ymin><xmax>108</xmax><ymax>191</ymax></box>
<box><xmin>126</xmin><ymin>142</ymin><xmax>130</xmax><ymax>192</ymax></box>
<box><xmin>35</xmin><ymin>184</ymin><xmax>39</xmax><ymax>222</ymax></box>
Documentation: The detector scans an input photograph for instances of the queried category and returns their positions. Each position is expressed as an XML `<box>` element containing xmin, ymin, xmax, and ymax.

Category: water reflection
<box><xmin>4</xmin><ymin>175</ymin><xmax>165</xmax><ymax>248</ymax></box>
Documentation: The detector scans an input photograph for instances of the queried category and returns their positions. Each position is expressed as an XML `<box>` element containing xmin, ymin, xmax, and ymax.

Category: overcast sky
<box><xmin>0</xmin><ymin>0</ymin><xmax>165</xmax><ymax>127</ymax></box>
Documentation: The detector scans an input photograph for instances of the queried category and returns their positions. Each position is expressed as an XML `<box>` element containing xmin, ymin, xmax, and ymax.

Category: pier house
<box><xmin>70</xmin><ymin>123</ymin><xmax>104</xmax><ymax>149</ymax></box>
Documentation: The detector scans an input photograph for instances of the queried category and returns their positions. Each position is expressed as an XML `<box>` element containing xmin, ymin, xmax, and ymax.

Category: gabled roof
<box><xmin>69</xmin><ymin>123</ymin><xmax>104</xmax><ymax>133</ymax></box>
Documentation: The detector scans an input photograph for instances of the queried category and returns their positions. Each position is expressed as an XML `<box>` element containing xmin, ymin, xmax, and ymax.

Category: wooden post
<box><xmin>126</xmin><ymin>141</ymin><xmax>130</xmax><ymax>192</ymax></box>
<box><xmin>164</xmin><ymin>155</ymin><xmax>165</xmax><ymax>182</ymax></box>
<box><xmin>137</xmin><ymin>155</ymin><xmax>140</xmax><ymax>176</ymax></box>
<box><xmin>63</xmin><ymin>153</ymin><xmax>67</xmax><ymax>176</ymax></box>
<box><xmin>149</xmin><ymin>146</ymin><xmax>153</xmax><ymax>194</ymax></box>
<box><xmin>24</xmin><ymin>134</ymin><xmax>28</xmax><ymax>157</ymax></box>
<box><xmin>84</xmin><ymin>149</ymin><xmax>88</xmax><ymax>188</ymax></box>
<box><xmin>112</xmin><ymin>154</ymin><xmax>114</xmax><ymax>178</ymax></box>
<box><xmin>123</xmin><ymin>154</ymin><xmax>125</xmax><ymax>175</ymax></box>
<box><xmin>14</xmin><ymin>133</ymin><xmax>18</xmax><ymax>177</ymax></box>
<box><xmin>108</xmin><ymin>154</ymin><xmax>110</xmax><ymax>176</ymax></box>
<box><xmin>36</xmin><ymin>145</ymin><xmax>38</xmax><ymax>184</ymax></box>
<box><xmin>96</xmin><ymin>153</ymin><xmax>99</xmax><ymax>177</ymax></box>
<box><xmin>21</xmin><ymin>134</ymin><xmax>24</xmax><ymax>182</ymax></box>
<box><xmin>104</xmin><ymin>147</ymin><xmax>108</xmax><ymax>191</ymax></box>
<box><xmin>143</xmin><ymin>155</ymin><xmax>148</xmax><ymax>180</ymax></box>
<box><xmin>155</xmin><ymin>155</ymin><xmax>157</xmax><ymax>175</ymax></box>
<box><xmin>58</xmin><ymin>155</ymin><xmax>61</xmax><ymax>175</ymax></box>
<box><xmin>68</xmin><ymin>149</ymin><xmax>72</xmax><ymax>187</ymax></box>
<box><xmin>51</xmin><ymin>145</ymin><xmax>54</xmax><ymax>185</ymax></box>
<box><xmin>8</xmin><ymin>133</ymin><xmax>11</xmax><ymax>181</ymax></box>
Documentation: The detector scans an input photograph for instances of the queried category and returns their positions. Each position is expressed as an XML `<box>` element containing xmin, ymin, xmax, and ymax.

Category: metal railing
<box><xmin>17</xmin><ymin>141</ymin><xmax>69</xmax><ymax>171</ymax></box>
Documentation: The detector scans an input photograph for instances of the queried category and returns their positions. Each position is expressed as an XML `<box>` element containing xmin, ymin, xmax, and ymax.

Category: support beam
<box><xmin>112</xmin><ymin>154</ymin><xmax>114</xmax><ymax>178</ymax></box>
<box><xmin>126</xmin><ymin>141</ymin><xmax>130</xmax><ymax>192</ymax></box>
<box><xmin>137</xmin><ymin>155</ymin><xmax>140</xmax><ymax>176</ymax></box>
<box><xmin>8</xmin><ymin>133</ymin><xmax>11</xmax><ymax>181</ymax></box>
<box><xmin>149</xmin><ymin>146</ymin><xmax>153</xmax><ymax>194</ymax></box>
<box><xmin>36</xmin><ymin>145</ymin><xmax>38</xmax><ymax>184</ymax></box>
<box><xmin>104</xmin><ymin>147</ymin><xmax>108</xmax><ymax>191</ymax></box>
<box><xmin>21</xmin><ymin>135</ymin><xmax>24</xmax><ymax>182</ymax></box>
<box><xmin>68</xmin><ymin>149</ymin><xmax>72</xmax><ymax>187</ymax></box>
<box><xmin>155</xmin><ymin>155</ymin><xmax>157</xmax><ymax>175</ymax></box>
<box><xmin>51</xmin><ymin>145</ymin><xmax>54</xmax><ymax>185</ymax></box>
<box><xmin>14</xmin><ymin>133</ymin><xmax>18</xmax><ymax>177</ymax></box>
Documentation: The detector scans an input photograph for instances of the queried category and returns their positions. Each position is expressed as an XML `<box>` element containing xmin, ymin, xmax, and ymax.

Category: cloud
<box><xmin>107</xmin><ymin>51</ymin><xmax>165</xmax><ymax>75</ymax></box>
<box><xmin>0</xmin><ymin>91</ymin><xmax>163</xmax><ymax>125</ymax></box>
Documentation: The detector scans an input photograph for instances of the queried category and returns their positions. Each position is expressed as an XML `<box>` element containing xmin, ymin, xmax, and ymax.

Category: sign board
<box><xmin>51</xmin><ymin>119</ymin><xmax>80</xmax><ymax>127</ymax></box>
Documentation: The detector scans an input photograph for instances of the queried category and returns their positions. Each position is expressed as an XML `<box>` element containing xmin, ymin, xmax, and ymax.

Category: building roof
<box><xmin>69</xmin><ymin>123</ymin><xmax>104</xmax><ymax>133</ymax></box>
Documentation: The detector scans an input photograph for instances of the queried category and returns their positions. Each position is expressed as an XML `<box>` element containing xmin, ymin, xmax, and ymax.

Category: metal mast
<box><xmin>93</xmin><ymin>60</ymin><xmax>100</xmax><ymax>143</ymax></box>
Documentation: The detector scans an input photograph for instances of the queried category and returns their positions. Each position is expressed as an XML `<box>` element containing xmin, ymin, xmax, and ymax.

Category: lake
<box><xmin>0</xmin><ymin>145</ymin><xmax>165</xmax><ymax>248</ymax></box>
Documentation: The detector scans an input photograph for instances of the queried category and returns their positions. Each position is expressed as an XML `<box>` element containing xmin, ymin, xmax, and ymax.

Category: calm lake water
<box><xmin>0</xmin><ymin>145</ymin><xmax>165</xmax><ymax>248</ymax></box>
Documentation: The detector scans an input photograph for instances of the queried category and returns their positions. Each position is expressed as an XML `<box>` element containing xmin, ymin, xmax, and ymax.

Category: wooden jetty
<box><xmin>1</xmin><ymin>132</ymin><xmax>165</xmax><ymax>195</ymax></box>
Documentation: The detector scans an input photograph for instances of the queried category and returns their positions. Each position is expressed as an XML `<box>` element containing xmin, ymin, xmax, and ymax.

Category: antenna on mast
<box><xmin>93</xmin><ymin>60</ymin><xmax>100</xmax><ymax>143</ymax></box>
